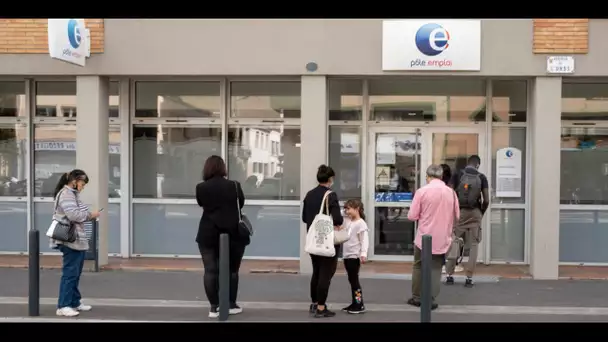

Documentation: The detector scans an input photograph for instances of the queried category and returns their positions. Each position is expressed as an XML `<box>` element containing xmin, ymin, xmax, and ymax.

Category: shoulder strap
<box><xmin>318</xmin><ymin>190</ymin><xmax>332</xmax><ymax>215</ymax></box>
<box><xmin>53</xmin><ymin>188</ymin><xmax>66</xmax><ymax>214</ymax></box>
<box><xmin>233</xmin><ymin>181</ymin><xmax>242</xmax><ymax>221</ymax></box>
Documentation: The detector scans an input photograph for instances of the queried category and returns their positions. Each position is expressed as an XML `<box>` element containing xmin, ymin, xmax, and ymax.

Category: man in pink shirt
<box><xmin>406</xmin><ymin>164</ymin><xmax>460</xmax><ymax>310</ymax></box>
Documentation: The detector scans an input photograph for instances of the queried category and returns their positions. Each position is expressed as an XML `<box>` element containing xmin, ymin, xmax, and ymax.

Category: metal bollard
<box><xmin>28</xmin><ymin>229</ymin><xmax>40</xmax><ymax>317</ymax></box>
<box><xmin>420</xmin><ymin>234</ymin><xmax>432</xmax><ymax>323</ymax></box>
<box><xmin>92</xmin><ymin>220</ymin><xmax>99</xmax><ymax>272</ymax></box>
<box><xmin>218</xmin><ymin>233</ymin><xmax>230</xmax><ymax>321</ymax></box>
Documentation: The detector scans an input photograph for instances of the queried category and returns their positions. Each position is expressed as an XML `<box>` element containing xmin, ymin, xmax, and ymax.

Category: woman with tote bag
<box><xmin>302</xmin><ymin>165</ymin><xmax>344</xmax><ymax>318</ymax></box>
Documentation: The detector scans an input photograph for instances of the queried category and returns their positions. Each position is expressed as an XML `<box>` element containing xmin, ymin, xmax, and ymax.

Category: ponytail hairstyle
<box><xmin>53</xmin><ymin>169</ymin><xmax>89</xmax><ymax>199</ymax></box>
<box><xmin>344</xmin><ymin>199</ymin><xmax>365</xmax><ymax>221</ymax></box>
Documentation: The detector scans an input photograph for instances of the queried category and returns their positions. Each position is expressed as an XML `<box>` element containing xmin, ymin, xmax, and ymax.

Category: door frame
<box><xmin>367</xmin><ymin>125</ymin><xmax>488</xmax><ymax>262</ymax></box>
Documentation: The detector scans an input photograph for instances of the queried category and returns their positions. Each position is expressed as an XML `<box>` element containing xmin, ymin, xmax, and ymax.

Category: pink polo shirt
<box><xmin>407</xmin><ymin>179</ymin><xmax>460</xmax><ymax>255</ymax></box>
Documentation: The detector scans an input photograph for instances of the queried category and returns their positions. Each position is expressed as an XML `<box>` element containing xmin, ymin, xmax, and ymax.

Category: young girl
<box><xmin>341</xmin><ymin>199</ymin><xmax>369</xmax><ymax>314</ymax></box>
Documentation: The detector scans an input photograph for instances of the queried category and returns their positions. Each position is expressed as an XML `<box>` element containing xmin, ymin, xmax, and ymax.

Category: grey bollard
<box><xmin>218</xmin><ymin>233</ymin><xmax>230</xmax><ymax>321</ymax></box>
<box><xmin>92</xmin><ymin>220</ymin><xmax>99</xmax><ymax>272</ymax></box>
<box><xmin>420</xmin><ymin>234</ymin><xmax>432</xmax><ymax>323</ymax></box>
<box><xmin>28</xmin><ymin>229</ymin><xmax>40</xmax><ymax>317</ymax></box>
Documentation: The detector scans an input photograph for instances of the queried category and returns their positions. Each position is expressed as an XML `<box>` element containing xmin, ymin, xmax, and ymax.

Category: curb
<box><xmin>1</xmin><ymin>264</ymin><xmax>606</xmax><ymax>281</ymax></box>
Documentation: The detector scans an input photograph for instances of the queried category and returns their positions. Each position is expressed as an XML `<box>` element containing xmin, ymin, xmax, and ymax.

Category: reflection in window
<box><xmin>108</xmin><ymin>126</ymin><xmax>121</xmax><ymax>196</ymax></box>
<box><xmin>369</xmin><ymin>79</ymin><xmax>486</xmax><ymax>122</ymax></box>
<box><xmin>328</xmin><ymin>79</ymin><xmax>363</xmax><ymax>121</ymax></box>
<box><xmin>227</xmin><ymin>127</ymin><xmax>300</xmax><ymax>200</ymax></box>
<box><xmin>492</xmin><ymin>80</ymin><xmax>527</xmax><ymax>123</ymax></box>
<box><xmin>34</xmin><ymin>125</ymin><xmax>76</xmax><ymax>197</ymax></box>
<box><xmin>490</xmin><ymin>209</ymin><xmax>525</xmax><ymax>262</ymax></box>
<box><xmin>36</xmin><ymin>82</ymin><xmax>77</xmax><ymax>118</ymax></box>
<box><xmin>562</xmin><ymin>83</ymin><xmax>608</xmax><ymax>121</ymax></box>
<box><xmin>133</xmin><ymin>126</ymin><xmax>222</xmax><ymax>199</ymax></box>
<box><xmin>34</xmin><ymin>125</ymin><xmax>122</xmax><ymax>198</ymax></box>
<box><xmin>0</xmin><ymin>82</ymin><xmax>26</xmax><ymax>117</ymax></box>
<box><xmin>230</xmin><ymin>81</ymin><xmax>301</xmax><ymax>118</ymax></box>
<box><xmin>560</xmin><ymin>210</ymin><xmax>608</xmax><ymax>263</ymax></box>
<box><xmin>109</xmin><ymin>81</ymin><xmax>120</xmax><ymax>118</ymax></box>
<box><xmin>329</xmin><ymin>127</ymin><xmax>361</xmax><ymax>200</ymax></box>
<box><xmin>491</xmin><ymin>127</ymin><xmax>526</xmax><ymax>204</ymax></box>
<box><xmin>135</xmin><ymin>82</ymin><xmax>221</xmax><ymax>118</ymax></box>
<box><xmin>374</xmin><ymin>207</ymin><xmax>415</xmax><ymax>256</ymax></box>
<box><xmin>0</xmin><ymin>126</ymin><xmax>27</xmax><ymax>196</ymax></box>
<box><xmin>561</xmin><ymin>127</ymin><xmax>608</xmax><ymax>205</ymax></box>
<box><xmin>375</xmin><ymin>133</ymin><xmax>421</xmax><ymax>201</ymax></box>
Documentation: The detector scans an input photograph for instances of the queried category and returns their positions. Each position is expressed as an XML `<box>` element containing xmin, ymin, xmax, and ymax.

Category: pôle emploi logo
<box><xmin>63</xmin><ymin>19</ymin><xmax>83</xmax><ymax>58</ymax></box>
<box><xmin>411</xmin><ymin>23</ymin><xmax>452</xmax><ymax>68</ymax></box>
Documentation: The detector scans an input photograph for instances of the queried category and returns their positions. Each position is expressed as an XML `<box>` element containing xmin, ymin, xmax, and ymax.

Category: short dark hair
<box><xmin>202</xmin><ymin>155</ymin><xmax>227</xmax><ymax>181</ymax></box>
<box><xmin>316</xmin><ymin>164</ymin><xmax>335</xmax><ymax>183</ymax></box>
<box><xmin>467</xmin><ymin>155</ymin><xmax>481</xmax><ymax>166</ymax></box>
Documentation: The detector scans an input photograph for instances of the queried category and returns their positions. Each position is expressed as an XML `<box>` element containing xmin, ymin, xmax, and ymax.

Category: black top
<box><xmin>195</xmin><ymin>176</ymin><xmax>247</xmax><ymax>247</ymax></box>
<box><xmin>450</xmin><ymin>166</ymin><xmax>489</xmax><ymax>211</ymax></box>
<box><xmin>302</xmin><ymin>185</ymin><xmax>344</xmax><ymax>231</ymax></box>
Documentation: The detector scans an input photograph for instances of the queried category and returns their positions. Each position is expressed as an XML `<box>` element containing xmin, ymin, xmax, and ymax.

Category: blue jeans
<box><xmin>57</xmin><ymin>245</ymin><xmax>86</xmax><ymax>309</ymax></box>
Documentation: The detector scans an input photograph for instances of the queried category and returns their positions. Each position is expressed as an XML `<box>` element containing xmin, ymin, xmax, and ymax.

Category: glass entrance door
<box><xmin>368</xmin><ymin>128</ymin><xmax>422</xmax><ymax>260</ymax></box>
<box><xmin>423</xmin><ymin>128</ymin><xmax>487</xmax><ymax>262</ymax></box>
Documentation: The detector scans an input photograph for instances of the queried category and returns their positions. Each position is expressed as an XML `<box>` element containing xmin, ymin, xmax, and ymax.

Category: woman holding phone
<box><xmin>49</xmin><ymin>169</ymin><xmax>102</xmax><ymax>317</ymax></box>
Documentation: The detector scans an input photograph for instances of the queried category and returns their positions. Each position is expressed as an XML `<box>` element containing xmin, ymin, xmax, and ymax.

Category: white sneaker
<box><xmin>56</xmin><ymin>307</ymin><xmax>80</xmax><ymax>317</ymax></box>
<box><xmin>229</xmin><ymin>305</ymin><xmax>243</xmax><ymax>315</ymax></box>
<box><xmin>76</xmin><ymin>303</ymin><xmax>92</xmax><ymax>312</ymax></box>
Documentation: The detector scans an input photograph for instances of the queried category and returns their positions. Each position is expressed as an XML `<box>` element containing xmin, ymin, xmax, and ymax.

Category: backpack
<box><xmin>456</xmin><ymin>169</ymin><xmax>482</xmax><ymax>209</ymax></box>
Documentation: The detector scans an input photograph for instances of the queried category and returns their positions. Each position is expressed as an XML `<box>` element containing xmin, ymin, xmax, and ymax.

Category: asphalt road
<box><xmin>1</xmin><ymin>268</ymin><xmax>608</xmax><ymax>308</ymax></box>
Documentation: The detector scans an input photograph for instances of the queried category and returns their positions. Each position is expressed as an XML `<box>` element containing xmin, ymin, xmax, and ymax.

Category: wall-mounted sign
<box><xmin>382</xmin><ymin>19</ymin><xmax>481</xmax><ymax>71</ymax></box>
<box><xmin>547</xmin><ymin>56</ymin><xmax>575</xmax><ymax>74</ymax></box>
<box><xmin>48</xmin><ymin>19</ymin><xmax>88</xmax><ymax>67</ymax></box>
<box><xmin>496</xmin><ymin>147</ymin><xmax>522</xmax><ymax>198</ymax></box>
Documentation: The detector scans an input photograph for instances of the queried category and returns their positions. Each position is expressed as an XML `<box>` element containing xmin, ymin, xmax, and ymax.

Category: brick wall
<box><xmin>533</xmin><ymin>19</ymin><xmax>589</xmax><ymax>54</ymax></box>
<box><xmin>0</xmin><ymin>19</ymin><xmax>104</xmax><ymax>54</ymax></box>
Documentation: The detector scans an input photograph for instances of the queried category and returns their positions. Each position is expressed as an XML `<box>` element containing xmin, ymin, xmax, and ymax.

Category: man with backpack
<box><xmin>445</xmin><ymin>155</ymin><xmax>489</xmax><ymax>288</ymax></box>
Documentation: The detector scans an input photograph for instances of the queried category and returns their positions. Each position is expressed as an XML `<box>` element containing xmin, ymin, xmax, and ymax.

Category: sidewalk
<box><xmin>1</xmin><ymin>254</ymin><xmax>607</xmax><ymax>280</ymax></box>
<box><xmin>2</xmin><ymin>268</ymin><xmax>608</xmax><ymax>322</ymax></box>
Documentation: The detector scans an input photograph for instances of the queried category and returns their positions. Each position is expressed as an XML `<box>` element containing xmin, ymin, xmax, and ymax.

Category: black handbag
<box><xmin>45</xmin><ymin>189</ymin><xmax>77</xmax><ymax>243</ymax></box>
<box><xmin>234</xmin><ymin>181</ymin><xmax>253</xmax><ymax>239</ymax></box>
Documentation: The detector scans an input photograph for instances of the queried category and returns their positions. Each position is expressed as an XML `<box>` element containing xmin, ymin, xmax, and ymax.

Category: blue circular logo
<box><xmin>506</xmin><ymin>150</ymin><xmax>513</xmax><ymax>158</ymax></box>
<box><xmin>67</xmin><ymin>19</ymin><xmax>82</xmax><ymax>49</ymax></box>
<box><xmin>415</xmin><ymin>23</ymin><xmax>450</xmax><ymax>56</ymax></box>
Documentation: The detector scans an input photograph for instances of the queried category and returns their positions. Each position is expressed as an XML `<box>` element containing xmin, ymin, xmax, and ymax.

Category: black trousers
<box><xmin>198</xmin><ymin>241</ymin><xmax>246</xmax><ymax>306</ymax></box>
<box><xmin>343</xmin><ymin>258</ymin><xmax>361</xmax><ymax>291</ymax></box>
<box><xmin>309</xmin><ymin>246</ymin><xmax>339</xmax><ymax>306</ymax></box>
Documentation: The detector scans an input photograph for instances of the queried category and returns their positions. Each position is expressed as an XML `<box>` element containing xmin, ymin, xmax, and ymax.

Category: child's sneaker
<box><xmin>342</xmin><ymin>304</ymin><xmax>354</xmax><ymax>312</ymax></box>
<box><xmin>347</xmin><ymin>304</ymin><xmax>366</xmax><ymax>314</ymax></box>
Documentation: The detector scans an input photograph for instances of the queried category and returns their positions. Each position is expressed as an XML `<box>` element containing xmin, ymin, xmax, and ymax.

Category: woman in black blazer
<box><xmin>195</xmin><ymin>155</ymin><xmax>249</xmax><ymax>318</ymax></box>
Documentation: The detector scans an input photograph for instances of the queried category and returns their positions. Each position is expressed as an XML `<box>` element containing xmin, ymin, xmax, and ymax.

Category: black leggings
<box><xmin>343</xmin><ymin>258</ymin><xmax>361</xmax><ymax>291</ymax></box>
<box><xmin>198</xmin><ymin>241</ymin><xmax>246</xmax><ymax>306</ymax></box>
<box><xmin>309</xmin><ymin>247</ymin><xmax>339</xmax><ymax>306</ymax></box>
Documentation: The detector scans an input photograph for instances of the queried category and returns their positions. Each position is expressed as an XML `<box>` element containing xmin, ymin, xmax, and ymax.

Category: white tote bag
<box><xmin>304</xmin><ymin>190</ymin><xmax>336</xmax><ymax>257</ymax></box>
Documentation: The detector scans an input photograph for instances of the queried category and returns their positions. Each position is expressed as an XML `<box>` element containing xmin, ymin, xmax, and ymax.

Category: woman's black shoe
<box><xmin>314</xmin><ymin>308</ymin><xmax>336</xmax><ymax>318</ymax></box>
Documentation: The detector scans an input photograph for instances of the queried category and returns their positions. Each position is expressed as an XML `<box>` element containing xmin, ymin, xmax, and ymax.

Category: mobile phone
<box><xmin>99</xmin><ymin>208</ymin><xmax>105</xmax><ymax>212</ymax></box>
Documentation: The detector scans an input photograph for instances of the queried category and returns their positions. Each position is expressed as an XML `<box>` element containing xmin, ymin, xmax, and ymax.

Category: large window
<box><xmin>560</xmin><ymin>127</ymin><xmax>608</xmax><ymax>205</ymax></box>
<box><xmin>230</xmin><ymin>81</ymin><xmax>301</xmax><ymax>118</ymax></box>
<box><xmin>133</xmin><ymin>126</ymin><xmax>222</xmax><ymax>199</ymax></box>
<box><xmin>492</xmin><ymin>80</ymin><xmax>527</xmax><ymax>123</ymax></box>
<box><xmin>0</xmin><ymin>125</ymin><xmax>27</xmax><ymax>197</ymax></box>
<box><xmin>368</xmin><ymin>78</ymin><xmax>486</xmax><ymax>122</ymax></box>
<box><xmin>562</xmin><ymin>82</ymin><xmax>608</xmax><ymax>121</ymax></box>
<box><xmin>135</xmin><ymin>81</ymin><xmax>221</xmax><ymax>118</ymax></box>
<box><xmin>0</xmin><ymin>82</ymin><xmax>26</xmax><ymax>117</ymax></box>
<box><xmin>328</xmin><ymin>79</ymin><xmax>363</xmax><ymax>201</ymax></box>
<box><xmin>227</xmin><ymin>126</ymin><xmax>300</xmax><ymax>201</ymax></box>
